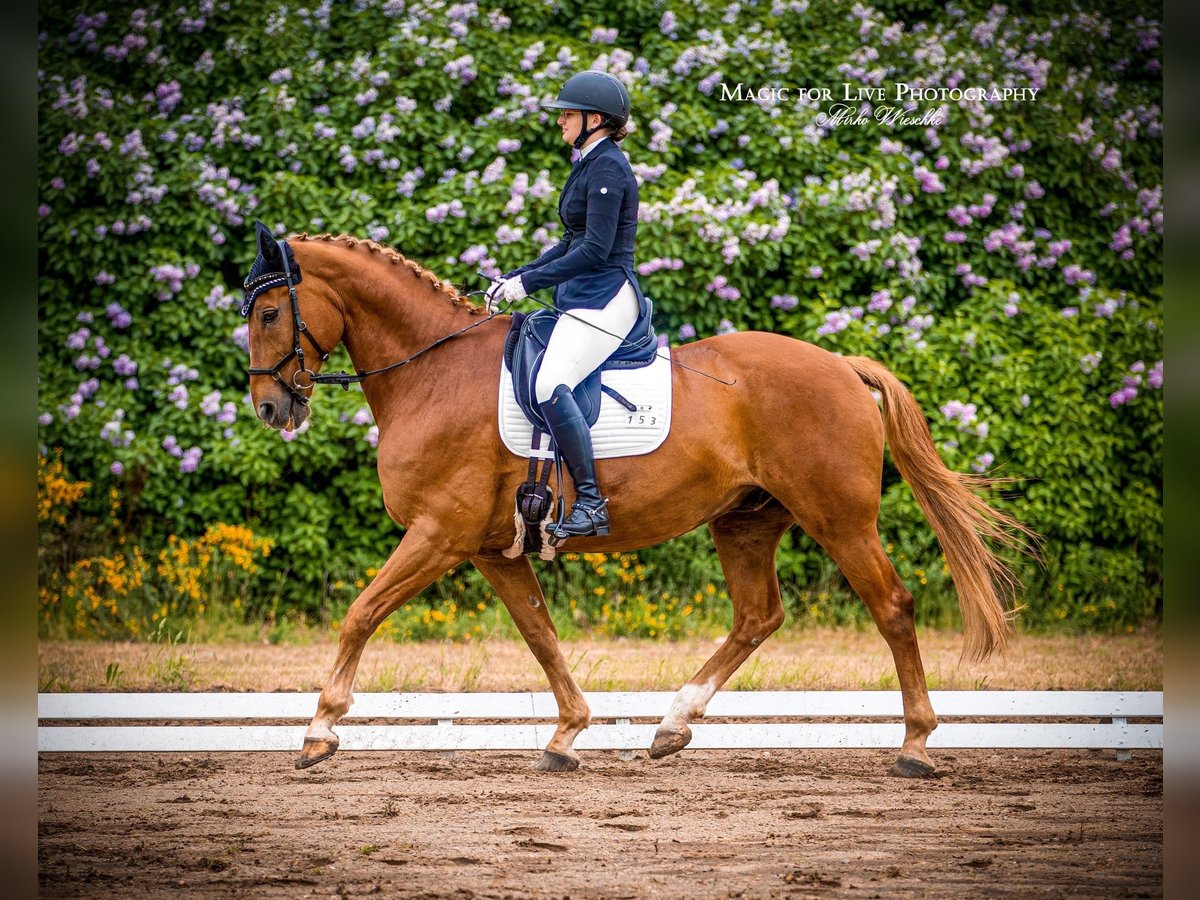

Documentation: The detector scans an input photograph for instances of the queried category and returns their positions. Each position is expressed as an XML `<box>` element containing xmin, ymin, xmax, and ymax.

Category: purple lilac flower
<box><xmin>459</xmin><ymin>245</ymin><xmax>488</xmax><ymax>266</ymax></box>
<box><xmin>167</xmin><ymin>364</ymin><xmax>199</xmax><ymax>385</ymax></box>
<box><xmin>817</xmin><ymin>311</ymin><xmax>851</xmax><ymax>336</ymax></box>
<box><xmin>200</xmin><ymin>390</ymin><xmax>222</xmax><ymax>416</ymax></box>
<box><xmin>770</xmin><ymin>294</ymin><xmax>799</xmax><ymax>310</ymax></box>
<box><xmin>940</xmin><ymin>400</ymin><xmax>978</xmax><ymax>426</ymax></box>
<box><xmin>678</xmin><ymin>324</ymin><xmax>696</xmax><ymax>340</ymax></box>
<box><xmin>113</xmin><ymin>354</ymin><xmax>137</xmax><ymax>377</ymax></box>
<box><xmin>1109</xmin><ymin>386</ymin><xmax>1137</xmax><ymax>407</ymax></box>
<box><xmin>124</xmin><ymin>377</ymin><xmax>139</xmax><ymax>390</ymax></box>
<box><xmin>180</xmin><ymin>446</ymin><xmax>203</xmax><ymax>473</ymax></box>
<box><xmin>808</xmin><ymin>266</ymin><xmax>823</xmax><ymax>278</ymax></box>
<box><xmin>705</xmin><ymin>275</ymin><xmax>740</xmax><ymax>301</ymax></box>
<box><xmin>39</xmin><ymin>412</ymin><xmax>53</xmax><ymax>426</ymax></box>
<box><xmin>971</xmin><ymin>452</ymin><xmax>995</xmax><ymax>474</ymax></box>
<box><xmin>947</xmin><ymin>206</ymin><xmax>972</xmax><ymax>227</ymax></box>
<box><xmin>154</xmin><ymin>80</ymin><xmax>182</xmax><ymax>114</ymax></box>
<box><xmin>1080</xmin><ymin>352</ymin><xmax>1102</xmax><ymax>374</ymax></box>
<box><xmin>111</xmin><ymin>461</ymin><xmax>124</xmax><ymax>475</ymax></box>
<box><xmin>365</xmin><ymin>425</ymin><xmax>380</xmax><ymax>447</ymax></box>
<box><xmin>106</xmin><ymin>302</ymin><xmax>132</xmax><ymax>328</ymax></box>
<box><xmin>913</xmin><ymin>166</ymin><xmax>944</xmax><ymax>193</ymax></box>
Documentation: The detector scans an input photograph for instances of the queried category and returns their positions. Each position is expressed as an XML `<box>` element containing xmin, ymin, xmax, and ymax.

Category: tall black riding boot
<box><xmin>539</xmin><ymin>383</ymin><xmax>610</xmax><ymax>541</ymax></box>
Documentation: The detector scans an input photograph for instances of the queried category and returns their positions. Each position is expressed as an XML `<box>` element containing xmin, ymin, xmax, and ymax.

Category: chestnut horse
<box><xmin>243</xmin><ymin>231</ymin><xmax>1031</xmax><ymax>777</ymax></box>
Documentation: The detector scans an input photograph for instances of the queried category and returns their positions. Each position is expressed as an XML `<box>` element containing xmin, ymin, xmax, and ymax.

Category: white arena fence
<box><xmin>38</xmin><ymin>691</ymin><xmax>1162</xmax><ymax>761</ymax></box>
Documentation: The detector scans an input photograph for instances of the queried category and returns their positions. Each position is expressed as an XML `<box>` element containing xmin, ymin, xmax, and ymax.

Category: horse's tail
<box><xmin>844</xmin><ymin>355</ymin><xmax>1037</xmax><ymax>663</ymax></box>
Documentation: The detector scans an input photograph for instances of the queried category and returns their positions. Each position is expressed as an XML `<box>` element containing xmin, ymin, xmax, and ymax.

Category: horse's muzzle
<box><xmin>257</xmin><ymin>395</ymin><xmax>308</xmax><ymax>431</ymax></box>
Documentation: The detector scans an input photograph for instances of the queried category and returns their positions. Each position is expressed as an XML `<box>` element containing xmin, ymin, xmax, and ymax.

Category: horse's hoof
<box><xmin>648</xmin><ymin>724</ymin><xmax>692</xmax><ymax>759</ymax></box>
<box><xmin>295</xmin><ymin>736</ymin><xmax>339</xmax><ymax>770</ymax></box>
<box><xmin>533</xmin><ymin>750</ymin><xmax>580</xmax><ymax>772</ymax></box>
<box><xmin>889</xmin><ymin>753</ymin><xmax>937</xmax><ymax>778</ymax></box>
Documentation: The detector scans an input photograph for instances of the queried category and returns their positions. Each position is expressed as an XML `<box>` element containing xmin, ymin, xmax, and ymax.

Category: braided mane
<box><xmin>294</xmin><ymin>232</ymin><xmax>485</xmax><ymax>316</ymax></box>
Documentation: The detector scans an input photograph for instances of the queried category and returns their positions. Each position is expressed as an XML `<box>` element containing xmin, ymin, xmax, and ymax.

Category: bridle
<box><xmin>242</xmin><ymin>239</ymin><xmax>331</xmax><ymax>407</ymax></box>
<box><xmin>241</xmin><ymin>237</ymin><xmax>499</xmax><ymax>402</ymax></box>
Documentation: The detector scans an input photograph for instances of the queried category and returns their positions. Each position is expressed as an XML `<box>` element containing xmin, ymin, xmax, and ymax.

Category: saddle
<box><xmin>501</xmin><ymin>306</ymin><xmax>659</xmax><ymax>558</ymax></box>
<box><xmin>502</xmin><ymin>306</ymin><xmax>658</xmax><ymax>431</ymax></box>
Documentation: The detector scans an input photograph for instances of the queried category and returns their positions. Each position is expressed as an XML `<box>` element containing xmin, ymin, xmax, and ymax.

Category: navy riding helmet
<box><xmin>541</xmin><ymin>71</ymin><xmax>630</xmax><ymax>151</ymax></box>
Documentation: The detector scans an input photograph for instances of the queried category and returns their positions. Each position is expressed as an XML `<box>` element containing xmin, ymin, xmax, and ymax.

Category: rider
<box><xmin>488</xmin><ymin>71</ymin><xmax>651</xmax><ymax>542</ymax></box>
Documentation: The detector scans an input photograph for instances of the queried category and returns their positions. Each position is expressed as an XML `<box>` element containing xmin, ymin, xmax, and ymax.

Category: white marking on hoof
<box><xmin>661</xmin><ymin>678</ymin><xmax>718</xmax><ymax>730</ymax></box>
<box><xmin>305</xmin><ymin>723</ymin><xmax>337</xmax><ymax>742</ymax></box>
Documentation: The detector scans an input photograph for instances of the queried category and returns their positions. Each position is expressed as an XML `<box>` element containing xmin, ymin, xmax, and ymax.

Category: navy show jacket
<box><xmin>507</xmin><ymin>137</ymin><xmax>650</xmax><ymax>323</ymax></box>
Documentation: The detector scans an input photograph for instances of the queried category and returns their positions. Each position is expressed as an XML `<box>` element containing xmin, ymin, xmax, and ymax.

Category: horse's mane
<box><xmin>294</xmin><ymin>232</ymin><xmax>486</xmax><ymax>316</ymax></box>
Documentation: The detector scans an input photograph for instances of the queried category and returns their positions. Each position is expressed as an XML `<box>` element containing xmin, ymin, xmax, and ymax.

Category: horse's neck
<box><xmin>336</xmin><ymin>261</ymin><xmax>476</xmax><ymax>429</ymax></box>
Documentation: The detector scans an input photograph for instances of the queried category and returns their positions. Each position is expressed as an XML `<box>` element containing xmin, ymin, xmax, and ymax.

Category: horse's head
<box><xmin>240</xmin><ymin>221</ymin><xmax>343</xmax><ymax>431</ymax></box>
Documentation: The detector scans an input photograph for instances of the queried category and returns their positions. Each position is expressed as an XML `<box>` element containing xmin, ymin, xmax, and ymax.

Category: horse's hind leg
<box><xmin>471</xmin><ymin>553</ymin><xmax>591</xmax><ymax>771</ymax></box>
<box><xmin>649</xmin><ymin>502</ymin><xmax>793</xmax><ymax>759</ymax></box>
<box><xmin>811</xmin><ymin>524</ymin><xmax>939</xmax><ymax>776</ymax></box>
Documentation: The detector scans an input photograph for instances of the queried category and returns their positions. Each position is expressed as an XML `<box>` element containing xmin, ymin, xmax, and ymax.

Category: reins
<box><xmin>303</xmin><ymin>292</ymin><xmax>500</xmax><ymax>391</ymax></box>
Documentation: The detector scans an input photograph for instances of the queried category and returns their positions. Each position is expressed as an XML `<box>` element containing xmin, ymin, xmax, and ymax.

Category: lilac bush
<box><xmin>37</xmin><ymin>2</ymin><xmax>1161</xmax><ymax>627</ymax></box>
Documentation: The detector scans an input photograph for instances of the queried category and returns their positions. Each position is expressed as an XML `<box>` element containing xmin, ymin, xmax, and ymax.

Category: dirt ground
<box><xmin>39</xmin><ymin>633</ymin><xmax>1163</xmax><ymax>896</ymax></box>
<box><xmin>39</xmin><ymin>747</ymin><xmax>1161</xmax><ymax>898</ymax></box>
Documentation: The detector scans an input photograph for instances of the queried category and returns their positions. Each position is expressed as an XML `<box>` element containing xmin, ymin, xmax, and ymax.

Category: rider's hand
<box><xmin>484</xmin><ymin>279</ymin><xmax>505</xmax><ymax>314</ymax></box>
<box><xmin>486</xmin><ymin>276</ymin><xmax>527</xmax><ymax>312</ymax></box>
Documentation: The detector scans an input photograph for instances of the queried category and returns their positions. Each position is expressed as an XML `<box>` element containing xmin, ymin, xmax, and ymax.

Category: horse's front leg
<box><xmin>296</xmin><ymin>527</ymin><xmax>470</xmax><ymax>769</ymax></box>
<box><xmin>472</xmin><ymin>553</ymin><xmax>591</xmax><ymax>771</ymax></box>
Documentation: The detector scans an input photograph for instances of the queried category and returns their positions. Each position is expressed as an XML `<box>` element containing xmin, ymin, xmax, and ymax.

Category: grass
<box><xmin>37</xmin><ymin>624</ymin><xmax>1162</xmax><ymax>693</ymax></box>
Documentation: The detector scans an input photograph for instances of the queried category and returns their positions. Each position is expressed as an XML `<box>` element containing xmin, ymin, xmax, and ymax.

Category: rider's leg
<box><xmin>535</xmin><ymin>282</ymin><xmax>638</xmax><ymax>540</ymax></box>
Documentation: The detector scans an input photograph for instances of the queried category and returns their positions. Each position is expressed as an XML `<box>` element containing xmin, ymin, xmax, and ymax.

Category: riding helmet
<box><xmin>542</xmin><ymin>71</ymin><xmax>630</xmax><ymax>132</ymax></box>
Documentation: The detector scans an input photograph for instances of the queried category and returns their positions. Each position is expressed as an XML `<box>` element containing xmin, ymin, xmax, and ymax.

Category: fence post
<box><xmin>1113</xmin><ymin>717</ymin><xmax>1131</xmax><ymax>762</ymax></box>
<box><xmin>615</xmin><ymin>718</ymin><xmax>636</xmax><ymax>761</ymax></box>
<box><xmin>436</xmin><ymin>718</ymin><xmax>455</xmax><ymax>761</ymax></box>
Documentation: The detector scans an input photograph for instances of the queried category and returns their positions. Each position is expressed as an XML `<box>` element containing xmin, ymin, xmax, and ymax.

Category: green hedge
<box><xmin>37</xmin><ymin>1</ymin><xmax>1161</xmax><ymax>634</ymax></box>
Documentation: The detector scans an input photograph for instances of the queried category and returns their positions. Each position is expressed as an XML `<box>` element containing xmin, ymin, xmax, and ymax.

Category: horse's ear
<box><xmin>254</xmin><ymin>220</ymin><xmax>280</xmax><ymax>263</ymax></box>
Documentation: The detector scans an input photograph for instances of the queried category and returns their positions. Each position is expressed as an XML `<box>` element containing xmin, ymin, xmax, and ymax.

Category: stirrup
<box><xmin>550</xmin><ymin>500</ymin><xmax>610</xmax><ymax>544</ymax></box>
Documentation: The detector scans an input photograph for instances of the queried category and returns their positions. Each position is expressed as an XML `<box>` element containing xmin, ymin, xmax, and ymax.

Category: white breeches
<box><xmin>534</xmin><ymin>280</ymin><xmax>639</xmax><ymax>404</ymax></box>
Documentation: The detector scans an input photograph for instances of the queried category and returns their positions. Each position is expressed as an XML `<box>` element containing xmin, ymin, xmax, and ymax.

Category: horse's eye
<box><xmin>262</xmin><ymin>307</ymin><xmax>279</xmax><ymax>325</ymax></box>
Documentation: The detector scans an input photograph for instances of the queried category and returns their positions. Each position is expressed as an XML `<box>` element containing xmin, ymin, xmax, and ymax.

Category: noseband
<box><xmin>241</xmin><ymin>238</ymin><xmax>330</xmax><ymax>407</ymax></box>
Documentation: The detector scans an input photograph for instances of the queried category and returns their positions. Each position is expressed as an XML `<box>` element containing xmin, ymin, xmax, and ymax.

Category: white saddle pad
<box><xmin>498</xmin><ymin>351</ymin><xmax>673</xmax><ymax>460</ymax></box>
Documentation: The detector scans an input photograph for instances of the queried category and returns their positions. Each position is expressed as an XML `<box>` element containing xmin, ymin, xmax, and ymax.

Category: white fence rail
<box><xmin>38</xmin><ymin>691</ymin><xmax>1163</xmax><ymax>757</ymax></box>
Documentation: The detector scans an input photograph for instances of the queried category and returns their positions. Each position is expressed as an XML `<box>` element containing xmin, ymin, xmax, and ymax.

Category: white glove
<box><xmin>500</xmin><ymin>275</ymin><xmax>528</xmax><ymax>302</ymax></box>
<box><xmin>485</xmin><ymin>275</ymin><xmax>526</xmax><ymax>312</ymax></box>
<box><xmin>484</xmin><ymin>279</ymin><xmax>505</xmax><ymax>314</ymax></box>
